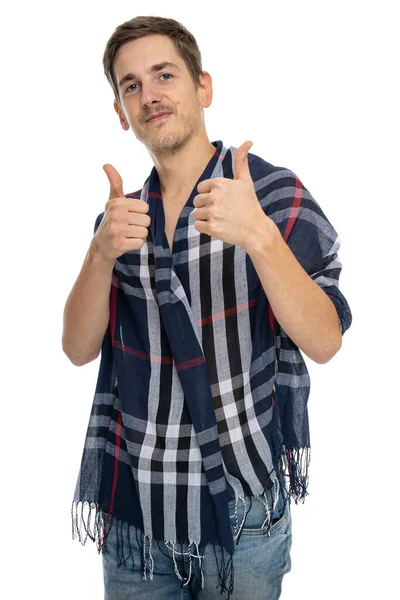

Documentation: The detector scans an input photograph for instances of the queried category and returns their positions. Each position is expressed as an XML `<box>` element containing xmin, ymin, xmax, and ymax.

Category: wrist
<box><xmin>89</xmin><ymin>239</ymin><xmax>115</xmax><ymax>270</ymax></box>
<box><xmin>243</xmin><ymin>214</ymin><xmax>281</xmax><ymax>258</ymax></box>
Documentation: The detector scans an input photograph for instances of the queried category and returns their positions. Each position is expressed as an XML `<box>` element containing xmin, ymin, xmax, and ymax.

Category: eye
<box><xmin>125</xmin><ymin>73</ymin><xmax>174</xmax><ymax>93</ymax></box>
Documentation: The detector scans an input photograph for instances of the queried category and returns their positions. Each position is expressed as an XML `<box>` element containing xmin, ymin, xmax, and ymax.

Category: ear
<box><xmin>114</xmin><ymin>100</ymin><xmax>130</xmax><ymax>130</ymax></box>
<box><xmin>197</xmin><ymin>71</ymin><xmax>213</xmax><ymax>109</ymax></box>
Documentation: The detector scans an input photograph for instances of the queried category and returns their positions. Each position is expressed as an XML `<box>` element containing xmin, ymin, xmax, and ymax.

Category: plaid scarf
<box><xmin>71</xmin><ymin>139</ymin><xmax>352</xmax><ymax>598</ymax></box>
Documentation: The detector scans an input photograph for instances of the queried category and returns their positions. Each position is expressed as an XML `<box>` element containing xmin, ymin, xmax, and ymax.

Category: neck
<box><xmin>149</xmin><ymin>133</ymin><xmax>216</xmax><ymax>199</ymax></box>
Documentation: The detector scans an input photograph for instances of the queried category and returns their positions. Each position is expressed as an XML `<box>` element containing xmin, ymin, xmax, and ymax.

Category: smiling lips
<box><xmin>146</xmin><ymin>112</ymin><xmax>171</xmax><ymax>123</ymax></box>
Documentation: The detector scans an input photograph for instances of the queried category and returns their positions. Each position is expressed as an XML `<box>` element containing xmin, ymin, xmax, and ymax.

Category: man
<box><xmin>64</xmin><ymin>16</ymin><xmax>352</xmax><ymax>600</ymax></box>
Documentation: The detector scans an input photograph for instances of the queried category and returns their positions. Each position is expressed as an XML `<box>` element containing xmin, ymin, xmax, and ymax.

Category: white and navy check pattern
<box><xmin>72</xmin><ymin>140</ymin><xmax>352</xmax><ymax>591</ymax></box>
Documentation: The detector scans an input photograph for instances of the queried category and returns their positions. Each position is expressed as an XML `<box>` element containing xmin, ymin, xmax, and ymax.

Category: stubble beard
<box><xmin>141</xmin><ymin>105</ymin><xmax>204</xmax><ymax>156</ymax></box>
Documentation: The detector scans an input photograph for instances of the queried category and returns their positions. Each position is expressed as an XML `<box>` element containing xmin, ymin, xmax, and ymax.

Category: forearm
<box><xmin>246</xmin><ymin>218</ymin><xmax>342</xmax><ymax>364</ymax></box>
<box><xmin>62</xmin><ymin>242</ymin><xmax>114</xmax><ymax>366</ymax></box>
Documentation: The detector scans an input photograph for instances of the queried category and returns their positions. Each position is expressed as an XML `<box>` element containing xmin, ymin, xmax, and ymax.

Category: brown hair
<box><xmin>102</xmin><ymin>16</ymin><xmax>205</xmax><ymax>107</ymax></box>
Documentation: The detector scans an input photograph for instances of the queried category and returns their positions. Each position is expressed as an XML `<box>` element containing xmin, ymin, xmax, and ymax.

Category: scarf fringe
<box><xmin>71</xmin><ymin>443</ymin><xmax>308</xmax><ymax>600</ymax></box>
<box><xmin>71</xmin><ymin>499</ymin><xmax>235</xmax><ymax>598</ymax></box>
<box><xmin>275</xmin><ymin>445</ymin><xmax>311</xmax><ymax>507</ymax></box>
<box><xmin>230</xmin><ymin>475</ymin><xmax>281</xmax><ymax>546</ymax></box>
<box><xmin>71</xmin><ymin>500</ymin><xmax>105</xmax><ymax>549</ymax></box>
<box><xmin>212</xmin><ymin>543</ymin><xmax>235</xmax><ymax>598</ymax></box>
<box><xmin>285</xmin><ymin>445</ymin><xmax>311</xmax><ymax>502</ymax></box>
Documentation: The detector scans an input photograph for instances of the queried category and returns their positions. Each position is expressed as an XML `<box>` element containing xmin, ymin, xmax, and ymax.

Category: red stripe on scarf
<box><xmin>198</xmin><ymin>296</ymin><xmax>259</xmax><ymax>326</ymax></box>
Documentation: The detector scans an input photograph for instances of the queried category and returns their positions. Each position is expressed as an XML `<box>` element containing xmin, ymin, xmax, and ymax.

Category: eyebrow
<box><xmin>118</xmin><ymin>62</ymin><xmax>180</xmax><ymax>88</ymax></box>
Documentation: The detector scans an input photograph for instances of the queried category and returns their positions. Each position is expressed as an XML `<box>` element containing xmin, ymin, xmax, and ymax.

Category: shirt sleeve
<box><xmin>263</xmin><ymin>168</ymin><xmax>353</xmax><ymax>336</ymax></box>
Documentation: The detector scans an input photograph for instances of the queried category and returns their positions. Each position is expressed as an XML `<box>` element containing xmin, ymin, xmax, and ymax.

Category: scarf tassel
<box><xmin>71</xmin><ymin>500</ymin><xmax>104</xmax><ymax>549</ymax></box>
<box><xmin>274</xmin><ymin>444</ymin><xmax>311</xmax><ymax>507</ymax></box>
<box><xmin>145</xmin><ymin>536</ymin><xmax>235</xmax><ymax>597</ymax></box>
<box><xmin>71</xmin><ymin>446</ymin><xmax>303</xmax><ymax>599</ymax></box>
<box><xmin>285</xmin><ymin>446</ymin><xmax>311</xmax><ymax>503</ymax></box>
<box><xmin>212</xmin><ymin>543</ymin><xmax>235</xmax><ymax>598</ymax></box>
<box><xmin>72</xmin><ymin>499</ymin><xmax>237</xmax><ymax>597</ymax></box>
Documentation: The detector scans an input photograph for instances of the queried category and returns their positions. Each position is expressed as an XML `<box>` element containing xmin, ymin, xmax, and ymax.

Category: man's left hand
<box><xmin>193</xmin><ymin>140</ymin><xmax>274</xmax><ymax>253</ymax></box>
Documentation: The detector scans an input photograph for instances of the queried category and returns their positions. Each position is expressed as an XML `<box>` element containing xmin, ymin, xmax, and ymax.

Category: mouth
<box><xmin>146</xmin><ymin>112</ymin><xmax>171</xmax><ymax>124</ymax></box>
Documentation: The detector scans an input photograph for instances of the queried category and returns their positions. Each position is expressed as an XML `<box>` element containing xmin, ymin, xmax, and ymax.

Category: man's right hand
<box><xmin>92</xmin><ymin>163</ymin><xmax>151</xmax><ymax>263</ymax></box>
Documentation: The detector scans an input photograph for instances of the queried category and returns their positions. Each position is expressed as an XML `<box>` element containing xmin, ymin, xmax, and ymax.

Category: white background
<box><xmin>1</xmin><ymin>0</ymin><xmax>398</xmax><ymax>598</ymax></box>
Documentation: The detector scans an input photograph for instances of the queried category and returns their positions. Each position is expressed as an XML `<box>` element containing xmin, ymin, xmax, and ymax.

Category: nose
<box><xmin>140</xmin><ymin>82</ymin><xmax>163</xmax><ymax>108</ymax></box>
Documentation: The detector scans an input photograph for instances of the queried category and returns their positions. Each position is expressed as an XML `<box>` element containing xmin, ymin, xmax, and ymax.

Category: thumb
<box><xmin>103</xmin><ymin>163</ymin><xmax>124</xmax><ymax>199</ymax></box>
<box><xmin>233</xmin><ymin>140</ymin><xmax>253</xmax><ymax>182</ymax></box>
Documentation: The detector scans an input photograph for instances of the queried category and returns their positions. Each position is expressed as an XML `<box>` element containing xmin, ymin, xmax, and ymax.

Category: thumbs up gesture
<box><xmin>193</xmin><ymin>141</ymin><xmax>274</xmax><ymax>253</ymax></box>
<box><xmin>93</xmin><ymin>164</ymin><xmax>151</xmax><ymax>264</ymax></box>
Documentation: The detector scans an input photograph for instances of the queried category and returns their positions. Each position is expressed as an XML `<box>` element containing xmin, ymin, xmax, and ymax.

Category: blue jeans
<box><xmin>101</xmin><ymin>493</ymin><xmax>292</xmax><ymax>599</ymax></box>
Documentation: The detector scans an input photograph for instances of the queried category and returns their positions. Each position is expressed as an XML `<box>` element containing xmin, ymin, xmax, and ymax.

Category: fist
<box><xmin>92</xmin><ymin>163</ymin><xmax>151</xmax><ymax>263</ymax></box>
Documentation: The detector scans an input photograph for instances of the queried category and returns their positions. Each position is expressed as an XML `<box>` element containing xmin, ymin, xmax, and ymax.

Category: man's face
<box><xmin>113</xmin><ymin>34</ymin><xmax>212</xmax><ymax>155</ymax></box>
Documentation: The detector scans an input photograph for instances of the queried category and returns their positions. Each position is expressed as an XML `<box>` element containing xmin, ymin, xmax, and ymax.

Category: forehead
<box><xmin>113</xmin><ymin>34</ymin><xmax>182</xmax><ymax>77</ymax></box>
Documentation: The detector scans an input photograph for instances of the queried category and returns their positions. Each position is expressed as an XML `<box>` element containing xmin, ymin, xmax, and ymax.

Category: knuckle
<box><xmin>110</xmin><ymin>197</ymin><xmax>123</xmax><ymax>210</ymax></box>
